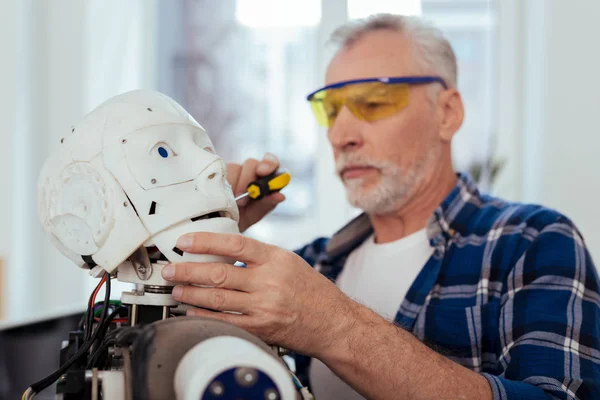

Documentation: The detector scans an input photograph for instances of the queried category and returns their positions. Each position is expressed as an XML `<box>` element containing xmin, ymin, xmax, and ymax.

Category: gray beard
<box><xmin>337</xmin><ymin>150</ymin><xmax>437</xmax><ymax>215</ymax></box>
<box><xmin>344</xmin><ymin>164</ymin><xmax>420</xmax><ymax>215</ymax></box>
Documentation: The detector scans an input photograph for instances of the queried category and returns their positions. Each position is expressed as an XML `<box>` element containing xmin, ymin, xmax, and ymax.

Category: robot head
<box><xmin>38</xmin><ymin>90</ymin><xmax>240</xmax><ymax>273</ymax></box>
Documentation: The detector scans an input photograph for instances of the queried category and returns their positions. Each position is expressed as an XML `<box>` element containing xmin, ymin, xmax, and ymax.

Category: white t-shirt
<box><xmin>309</xmin><ymin>228</ymin><xmax>434</xmax><ymax>400</ymax></box>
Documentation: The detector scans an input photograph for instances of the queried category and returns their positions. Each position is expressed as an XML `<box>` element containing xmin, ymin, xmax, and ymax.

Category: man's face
<box><xmin>325</xmin><ymin>30</ymin><xmax>444</xmax><ymax>215</ymax></box>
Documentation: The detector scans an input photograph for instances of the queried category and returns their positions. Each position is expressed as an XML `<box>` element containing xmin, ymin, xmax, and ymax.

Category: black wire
<box><xmin>87</xmin><ymin>338</ymin><xmax>116</xmax><ymax>370</ymax></box>
<box><xmin>86</xmin><ymin>306</ymin><xmax>128</xmax><ymax>369</ymax></box>
<box><xmin>87</xmin><ymin>276</ymin><xmax>113</xmax><ymax>363</ymax></box>
<box><xmin>77</xmin><ymin>311</ymin><xmax>87</xmax><ymax>330</ymax></box>
<box><xmin>114</xmin><ymin>326</ymin><xmax>142</xmax><ymax>346</ymax></box>
<box><xmin>84</xmin><ymin>279</ymin><xmax>102</xmax><ymax>340</ymax></box>
<box><xmin>30</xmin><ymin>273</ymin><xmax>112</xmax><ymax>395</ymax></box>
<box><xmin>88</xmin><ymin>321</ymin><xmax>144</xmax><ymax>370</ymax></box>
<box><xmin>84</xmin><ymin>276</ymin><xmax>105</xmax><ymax>341</ymax></box>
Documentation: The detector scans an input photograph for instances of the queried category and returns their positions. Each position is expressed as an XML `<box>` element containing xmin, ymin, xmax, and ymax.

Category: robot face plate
<box><xmin>116</xmin><ymin>122</ymin><xmax>240</xmax><ymax>265</ymax></box>
<box><xmin>123</xmin><ymin>124</ymin><xmax>218</xmax><ymax>190</ymax></box>
<box><xmin>38</xmin><ymin>90</ymin><xmax>241</xmax><ymax>272</ymax></box>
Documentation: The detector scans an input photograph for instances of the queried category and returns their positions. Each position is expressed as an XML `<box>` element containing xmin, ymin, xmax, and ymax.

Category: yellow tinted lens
<box><xmin>309</xmin><ymin>99</ymin><xmax>329</xmax><ymax>126</ymax></box>
<box><xmin>346</xmin><ymin>82</ymin><xmax>410</xmax><ymax>122</ymax></box>
<box><xmin>309</xmin><ymin>89</ymin><xmax>341</xmax><ymax>127</ymax></box>
<box><xmin>308</xmin><ymin>82</ymin><xmax>410</xmax><ymax>127</ymax></box>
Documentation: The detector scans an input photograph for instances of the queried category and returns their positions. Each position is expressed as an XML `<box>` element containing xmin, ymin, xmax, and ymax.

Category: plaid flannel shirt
<box><xmin>294</xmin><ymin>173</ymin><xmax>600</xmax><ymax>399</ymax></box>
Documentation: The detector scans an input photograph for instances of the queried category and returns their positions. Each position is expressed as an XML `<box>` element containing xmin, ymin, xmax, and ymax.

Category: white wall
<box><xmin>0</xmin><ymin>0</ymin><xmax>158</xmax><ymax>323</ymax></box>
<box><xmin>496</xmin><ymin>0</ymin><xmax>600</xmax><ymax>262</ymax></box>
<box><xmin>0</xmin><ymin>0</ymin><xmax>19</xmax><ymax>318</ymax></box>
<box><xmin>539</xmin><ymin>0</ymin><xmax>600</xmax><ymax>261</ymax></box>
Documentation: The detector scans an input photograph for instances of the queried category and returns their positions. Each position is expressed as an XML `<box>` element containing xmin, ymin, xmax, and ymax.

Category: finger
<box><xmin>177</xmin><ymin>232</ymin><xmax>270</xmax><ymax>265</ymax></box>
<box><xmin>237</xmin><ymin>189</ymin><xmax>285</xmax><ymax>215</ymax></box>
<box><xmin>236</xmin><ymin>195</ymin><xmax>250</xmax><ymax>208</ymax></box>
<box><xmin>234</xmin><ymin>158</ymin><xmax>259</xmax><ymax>198</ymax></box>
<box><xmin>241</xmin><ymin>193</ymin><xmax>286</xmax><ymax>227</ymax></box>
<box><xmin>161</xmin><ymin>262</ymin><xmax>255</xmax><ymax>292</ymax></box>
<box><xmin>265</xmin><ymin>192</ymin><xmax>285</xmax><ymax>203</ymax></box>
<box><xmin>186</xmin><ymin>307</ymin><xmax>254</xmax><ymax>329</ymax></box>
<box><xmin>173</xmin><ymin>286</ymin><xmax>253</xmax><ymax>313</ymax></box>
<box><xmin>226</xmin><ymin>163</ymin><xmax>242</xmax><ymax>189</ymax></box>
<box><xmin>256</xmin><ymin>152</ymin><xmax>280</xmax><ymax>176</ymax></box>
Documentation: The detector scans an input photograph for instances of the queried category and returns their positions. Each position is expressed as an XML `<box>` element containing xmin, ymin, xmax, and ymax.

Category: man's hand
<box><xmin>227</xmin><ymin>153</ymin><xmax>285</xmax><ymax>232</ymax></box>
<box><xmin>161</xmin><ymin>233</ymin><xmax>493</xmax><ymax>400</ymax></box>
<box><xmin>161</xmin><ymin>232</ymin><xmax>356</xmax><ymax>358</ymax></box>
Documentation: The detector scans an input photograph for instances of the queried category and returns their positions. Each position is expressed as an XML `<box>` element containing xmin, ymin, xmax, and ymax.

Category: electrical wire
<box><xmin>93</xmin><ymin>300</ymin><xmax>127</xmax><ymax>323</ymax></box>
<box><xmin>94</xmin><ymin>316</ymin><xmax>128</xmax><ymax>323</ymax></box>
<box><xmin>95</xmin><ymin>317</ymin><xmax>128</xmax><ymax>323</ymax></box>
<box><xmin>28</xmin><ymin>272</ymin><xmax>112</xmax><ymax>396</ymax></box>
<box><xmin>93</xmin><ymin>300</ymin><xmax>122</xmax><ymax>316</ymax></box>
<box><xmin>85</xmin><ymin>275</ymin><xmax>107</xmax><ymax>341</ymax></box>
<box><xmin>86</xmin><ymin>306</ymin><xmax>128</xmax><ymax>369</ymax></box>
<box><xmin>290</xmin><ymin>371</ymin><xmax>303</xmax><ymax>390</ymax></box>
<box><xmin>282</xmin><ymin>355</ymin><xmax>313</xmax><ymax>397</ymax></box>
<box><xmin>86</xmin><ymin>313</ymin><xmax>141</xmax><ymax>370</ymax></box>
<box><xmin>21</xmin><ymin>387</ymin><xmax>33</xmax><ymax>400</ymax></box>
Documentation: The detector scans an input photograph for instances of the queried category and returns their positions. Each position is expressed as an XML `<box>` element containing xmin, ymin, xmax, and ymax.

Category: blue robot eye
<box><xmin>158</xmin><ymin>147</ymin><xmax>169</xmax><ymax>158</ymax></box>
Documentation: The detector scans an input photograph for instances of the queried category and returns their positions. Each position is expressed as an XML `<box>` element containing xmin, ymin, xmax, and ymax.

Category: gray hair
<box><xmin>330</xmin><ymin>14</ymin><xmax>458</xmax><ymax>89</ymax></box>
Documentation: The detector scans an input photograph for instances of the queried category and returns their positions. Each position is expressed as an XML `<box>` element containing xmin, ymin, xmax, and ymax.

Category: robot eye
<box><xmin>152</xmin><ymin>142</ymin><xmax>176</xmax><ymax>158</ymax></box>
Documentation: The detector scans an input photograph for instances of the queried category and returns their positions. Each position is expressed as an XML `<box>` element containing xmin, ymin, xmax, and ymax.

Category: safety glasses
<box><xmin>306</xmin><ymin>76</ymin><xmax>447</xmax><ymax>127</ymax></box>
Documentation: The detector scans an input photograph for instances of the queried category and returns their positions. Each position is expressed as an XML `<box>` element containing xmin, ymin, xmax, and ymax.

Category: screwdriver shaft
<box><xmin>235</xmin><ymin>192</ymin><xmax>250</xmax><ymax>201</ymax></box>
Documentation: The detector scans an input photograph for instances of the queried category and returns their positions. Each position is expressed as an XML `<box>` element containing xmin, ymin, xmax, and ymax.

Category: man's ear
<box><xmin>437</xmin><ymin>88</ymin><xmax>464</xmax><ymax>142</ymax></box>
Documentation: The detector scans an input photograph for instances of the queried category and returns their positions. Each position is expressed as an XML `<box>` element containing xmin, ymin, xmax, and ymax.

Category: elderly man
<box><xmin>161</xmin><ymin>14</ymin><xmax>600</xmax><ymax>399</ymax></box>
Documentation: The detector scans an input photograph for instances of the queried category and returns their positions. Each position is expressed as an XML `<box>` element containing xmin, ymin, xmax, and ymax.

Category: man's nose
<box><xmin>327</xmin><ymin>106</ymin><xmax>364</xmax><ymax>152</ymax></box>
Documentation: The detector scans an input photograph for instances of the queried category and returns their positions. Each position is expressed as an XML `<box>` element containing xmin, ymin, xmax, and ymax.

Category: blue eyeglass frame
<box><xmin>306</xmin><ymin>76</ymin><xmax>448</xmax><ymax>101</ymax></box>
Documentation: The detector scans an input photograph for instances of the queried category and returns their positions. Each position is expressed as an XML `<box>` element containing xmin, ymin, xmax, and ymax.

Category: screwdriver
<box><xmin>235</xmin><ymin>170</ymin><xmax>291</xmax><ymax>202</ymax></box>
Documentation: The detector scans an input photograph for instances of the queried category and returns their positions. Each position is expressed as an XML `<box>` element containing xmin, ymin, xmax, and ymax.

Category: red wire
<box><xmin>93</xmin><ymin>316</ymin><xmax>128</xmax><ymax>323</ymax></box>
<box><xmin>90</xmin><ymin>274</ymin><xmax>107</xmax><ymax>309</ymax></box>
<box><xmin>94</xmin><ymin>317</ymin><xmax>129</xmax><ymax>324</ymax></box>
<box><xmin>91</xmin><ymin>274</ymin><xmax>128</xmax><ymax>324</ymax></box>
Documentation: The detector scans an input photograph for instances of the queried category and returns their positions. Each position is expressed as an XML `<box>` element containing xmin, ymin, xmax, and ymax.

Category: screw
<box><xmin>60</xmin><ymin>138</ymin><xmax>65</xmax><ymax>143</ymax></box>
<box><xmin>235</xmin><ymin>367</ymin><xmax>258</xmax><ymax>387</ymax></box>
<box><xmin>265</xmin><ymin>389</ymin><xmax>279</xmax><ymax>400</ymax></box>
<box><xmin>121</xmin><ymin>139</ymin><xmax>127</xmax><ymax>144</ymax></box>
<box><xmin>209</xmin><ymin>381</ymin><xmax>224</xmax><ymax>396</ymax></box>
<box><xmin>151</xmin><ymin>178</ymin><xmax>157</xmax><ymax>184</ymax></box>
<box><xmin>123</xmin><ymin>201</ymin><xmax>128</xmax><ymax>207</ymax></box>
<box><xmin>274</xmin><ymin>346</ymin><xmax>290</xmax><ymax>356</ymax></box>
<box><xmin>137</xmin><ymin>266</ymin><xmax>147</xmax><ymax>274</ymax></box>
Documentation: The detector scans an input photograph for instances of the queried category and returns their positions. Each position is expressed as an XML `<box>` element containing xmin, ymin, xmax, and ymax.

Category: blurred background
<box><xmin>0</xmin><ymin>0</ymin><xmax>598</xmax><ymax>337</ymax></box>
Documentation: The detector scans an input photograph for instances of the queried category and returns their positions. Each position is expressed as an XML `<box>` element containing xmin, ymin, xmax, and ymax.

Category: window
<box><xmin>157</xmin><ymin>0</ymin><xmax>498</xmax><ymax>248</ymax></box>
<box><xmin>158</xmin><ymin>0</ymin><xmax>322</xmax><ymax>249</ymax></box>
<box><xmin>419</xmin><ymin>0</ymin><xmax>497</xmax><ymax>189</ymax></box>
<box><xmin>348</xmin><ymin>0</ymin><xmax>421</xmax><ymax>19</ymax></box>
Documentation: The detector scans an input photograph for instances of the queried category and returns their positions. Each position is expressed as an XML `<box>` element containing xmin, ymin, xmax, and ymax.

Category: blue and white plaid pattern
<box><xmin>294</xmin><ymin>173</ymin><xmax>600</xmax><ymax>399</ymax></box>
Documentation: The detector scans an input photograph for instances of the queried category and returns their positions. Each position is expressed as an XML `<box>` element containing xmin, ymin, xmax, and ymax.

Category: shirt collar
<box><xmin>325</xmin><ymin>172</ymin><xmax>482</xmax><ymax>261</ymax></box>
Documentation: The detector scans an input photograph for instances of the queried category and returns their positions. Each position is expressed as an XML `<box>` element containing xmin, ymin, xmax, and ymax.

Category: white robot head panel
<box><xmin>38</xmin><ymin>90</ymin><xmax>240</xmax><ymax>273</ymax></box>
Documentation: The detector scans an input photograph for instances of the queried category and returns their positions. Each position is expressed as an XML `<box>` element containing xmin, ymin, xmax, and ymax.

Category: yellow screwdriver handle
<box><xmin>267</xmin><ymin>171</ymin><xmax>291</xmax><ymax>191</ymax></box>
<box><xmin>247</xmin><ymin>170</ymin><xmax>291</xmax><ymax>200</ymax></box>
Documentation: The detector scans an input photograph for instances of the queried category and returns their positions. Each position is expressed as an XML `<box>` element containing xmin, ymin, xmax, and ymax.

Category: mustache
<box><xmin>335</xmin><ymin>153</ymin><xmax>391</xmax><ymax>175</ymax></box>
